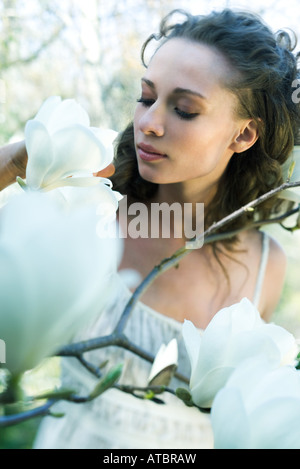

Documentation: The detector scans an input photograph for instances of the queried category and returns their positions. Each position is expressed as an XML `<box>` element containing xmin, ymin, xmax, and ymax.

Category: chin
<box><xmin>138</xmin><ymin>170</ymin><xmax>173</xmax><ymax>185</ymax></box>
<box><xmin>137</xmin><ymin>165</ymin><xmax>162</xmax><ymax>184</ymax></box>
<box><xmin>137</xmin><ymin>159</ymin><xmax>186</xmax><ymax>186</ymax></box>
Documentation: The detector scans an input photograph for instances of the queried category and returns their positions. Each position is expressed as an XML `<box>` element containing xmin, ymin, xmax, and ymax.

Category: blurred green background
<box><xmin>0</xmin><ymin>0</ymin><xmax>300</xmax><ymax>449</ymax></box>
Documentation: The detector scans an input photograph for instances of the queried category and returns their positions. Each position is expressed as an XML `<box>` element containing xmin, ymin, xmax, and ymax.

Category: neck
<box><xmin>154</xmin><ymin>178</ymin><xmax>218</xmax><ymax>206</ymax></box>
<box><xmin>146</xmin><ymin>179</ymin><xmax>218</xmax><ymax>242</ymax></box>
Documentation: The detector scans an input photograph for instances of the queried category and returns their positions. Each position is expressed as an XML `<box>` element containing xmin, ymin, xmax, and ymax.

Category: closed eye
<box><xmin>137</xmin><ymin>97</ymin><xmax>155</xmax><ymax>107</ymax></box>
<box><xmin>174</xmin><ymin>107</ymin><xmax>199</xmax><ymax>120</ymax></box>
<box><xmin>137</xmin><ymin>97</ymin><xmax>199</xmax><ymax>121</ymax></box>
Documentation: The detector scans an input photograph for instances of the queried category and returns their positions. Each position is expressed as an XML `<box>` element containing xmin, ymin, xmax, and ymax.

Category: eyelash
<box><xmin>136</xmin><ymin>97</ymin><xmax>199</xmax><ymax>121</ymax></box>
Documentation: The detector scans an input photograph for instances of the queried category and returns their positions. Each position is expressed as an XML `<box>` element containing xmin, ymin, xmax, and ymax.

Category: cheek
<box><xmin>170</xmin><ymin>124</ymin><xmax>199</xmax><ymax>149</ymax></box>
<box><xmin>176</xmin><ymin>127</ymin><xmax>211</xmax><ymax>156</ymax></box>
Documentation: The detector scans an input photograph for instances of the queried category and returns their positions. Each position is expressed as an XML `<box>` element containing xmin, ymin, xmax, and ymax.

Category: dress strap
<box><xmin>253</xmin><ymin>231</ymin><xmax>269</xmax><ymax>309</ymax></box>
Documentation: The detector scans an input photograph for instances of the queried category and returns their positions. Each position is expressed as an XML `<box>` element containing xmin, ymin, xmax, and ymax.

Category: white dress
<box><xmin>33</xmin><ymin>234</ymin><xmax>269</xmax><ymax>449</ymax></box>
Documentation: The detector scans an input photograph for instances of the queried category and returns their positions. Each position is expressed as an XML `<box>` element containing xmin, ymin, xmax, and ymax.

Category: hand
<box><xmin>0</xmin><ymin>140</ymin><xmax>28</xmax><ymax>191</ymax></box>
<box><xmin>10</xmin><ymin>140</ymin><xmax>28</xmax><ymax>179</ymax></box>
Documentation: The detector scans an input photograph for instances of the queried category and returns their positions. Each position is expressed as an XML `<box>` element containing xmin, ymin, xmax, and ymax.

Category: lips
<box><xmin>137</xmin><ymin>143</ymin><xmax>167</xmax><ymax>162</ymax></box>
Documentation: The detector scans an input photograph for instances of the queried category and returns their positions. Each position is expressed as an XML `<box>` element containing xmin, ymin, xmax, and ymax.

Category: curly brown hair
<box><xmin>111</xmin><ymin>9</ymin><xmax>300</xmax><ymax>244</ymax></box>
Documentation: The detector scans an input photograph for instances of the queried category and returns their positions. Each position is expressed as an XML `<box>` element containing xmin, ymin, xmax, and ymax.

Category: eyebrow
<box><xmin>141</xmin><ymin>78</ymin><xmax>207</xmax><ymax>100</ymax></box>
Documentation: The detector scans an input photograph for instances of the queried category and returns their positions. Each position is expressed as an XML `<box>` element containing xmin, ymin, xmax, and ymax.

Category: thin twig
<box><xmin>58</xmin><ymin>332</ymin><xmax>189</xmax><ymax>384</ymax></box>
<box><xmin>58</xmin><ymin>332</ymin><xmax>153</xmax><ymax>362</ymax></box>
<box><xmin>198</xmin><ymin>205</ymin><xmax>300</xmax><ymax>245</ymax></box>
<box><xmin>76</xmin><ymin>356</ymin><xmax>103</xmax><ymax>378</ymax></box>
<box><xmin>0</xmin><ymin>400</ymin><xmax>56</xmax><ymax>427</ymax></box>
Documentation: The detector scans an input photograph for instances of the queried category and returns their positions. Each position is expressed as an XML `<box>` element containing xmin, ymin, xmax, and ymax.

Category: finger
<box><xmin>93</xmin><ymin>163</ymin><xmax>115</xmax><ymax>178</ymax></box>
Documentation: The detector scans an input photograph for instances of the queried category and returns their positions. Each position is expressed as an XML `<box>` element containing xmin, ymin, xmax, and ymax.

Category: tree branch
<box><xmin>2</xmin><ymin>25</ymin><xmax>66</xmax><ymax>70</ymax></box>
<box><xmin>0</xmin><ymin>400</ymin><xmax>56</xmax><ymax>427</ymax></box>
<box><xmin>1</xmin><ymin>180</ymin><xmax>299</xmax><ymax>427</ymax></box>
<box><xmin>58</xmin><ymin>332</ymin><xmax>189</xmax><ymax>385</ymax></box>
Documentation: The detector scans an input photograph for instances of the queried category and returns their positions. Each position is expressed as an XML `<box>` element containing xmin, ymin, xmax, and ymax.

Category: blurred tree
<box><xmin>0</xmin><ymin>0</ymin><xmax>183</xmax><ymax>144</ymax></box>
<box><xmin>0</xmin><ymin>0</ymin><xmax>66</xmax><ymax>142</ymax></box>
<box><xmin>1</xmin><ymin>0</ymin><xmax>298</xmax><ymax>143</ymax></box>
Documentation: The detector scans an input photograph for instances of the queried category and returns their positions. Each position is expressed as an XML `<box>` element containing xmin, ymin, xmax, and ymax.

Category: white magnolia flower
<box><xmin>211</xmin><ymin>358</ymin><xmax>300</xmax><ymax>449</ymax></box>
<box><xmin>279</xmin><ymin>145</ymin><xmax>300</xmax><ymax>203</ymax></box>
<box><xmin>118</xmin><ymin>269</ymin><xmax>142</xmax><ymax>290</ymax></box>
<box><xmin>50</xmin><ymin>179</ymin><xmax>123</xmax><ymax>231</ymax></box>
<box><xmin>0</xmin><ymin>182</ymin><xmax>23</xmax><ymax>209</ymax></box>
<box><xmin>148</xmin><ymin>339</ymin><xmax>178</xmax><ymax>386</ymax></box>
<box><xmin>182</xmin><ymin>298</ymin><xmax>298</xmax><ymax>408</ymax></box>
<box><xmin>24</xmin><ymin>96</ymin><xmax>117</xmax><ymax>191</ymax></box>
<box><xmin>0</xmin><ymin>192</ymin><xmax>119</xmax><ymax>376</ymax></box>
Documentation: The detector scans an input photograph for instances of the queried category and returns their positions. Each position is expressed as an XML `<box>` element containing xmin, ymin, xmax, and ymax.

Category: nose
<box><xmin>136</xmin><ymin>103</ymin><xmax>165</xmax><ymax>137</ymax></box>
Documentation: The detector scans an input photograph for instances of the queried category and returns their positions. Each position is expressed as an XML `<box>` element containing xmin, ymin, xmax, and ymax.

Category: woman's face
<box><xmin>134</xmin><ymin>38</ymin><xmax>247</xmax><ymax>190</ymax></box>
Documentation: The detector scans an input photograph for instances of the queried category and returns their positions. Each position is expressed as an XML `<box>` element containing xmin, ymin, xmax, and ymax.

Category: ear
<box><xmin>229</xmin><ymin>120</ymin><xmax>259</xmax><ymax>153</ymax></box>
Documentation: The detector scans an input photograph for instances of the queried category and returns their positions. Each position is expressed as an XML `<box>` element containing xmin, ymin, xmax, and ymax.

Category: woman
<box><xmin>2</xmin><ymin>9</ymin><xmax>300</xmax><ymax>448</ymax></box>
<box><xmin>111</xmin><ymin>7</ymin><xmax>299</xmax><ymax>325</ymax></box>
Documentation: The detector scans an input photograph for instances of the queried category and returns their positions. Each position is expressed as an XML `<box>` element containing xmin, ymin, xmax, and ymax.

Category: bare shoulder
<box><xmin>267</xmin><ymin>235</ymin><xmax>287</xmax><ymax>268</ymax></box>
<box><xmin>260</xmin><ymin>233</ymin><xmax>287</xmax><ymax>321</ymax></box>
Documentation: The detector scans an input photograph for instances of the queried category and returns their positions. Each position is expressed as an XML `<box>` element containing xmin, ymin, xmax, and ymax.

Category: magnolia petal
<box><xmin>182</xmin><ymin>320</ymin><xmax>202</xmax><ymax>372</ymax></box>
<box><xmin>183</xmin><ymin>309</ymin><xmax>237</xmax><ymax>389</ymax></box>
<box><xmin>226</xmin><ymin>330</ymin><xmax>282</xmax><ymax>369</ymax></box>
<box><xmin>91</xmin><ymin>127</ymin><xmax>118</xmax><ymax>148</ymax></box>
<box><xmin>221</xmin><ymin>357</ymin><xmax>276</xmax><ymax>411</ymax></box>
<box><xmin>211</xmin><ymin>362</ymin><xmax>300</xmax><ymax>448</ymax></box>
<box><xmin>58</xmin><ymin>179</ymin><xmax>119</xmax><ymax>206</ymax></box>
<box><xmin>43</xmin><ymin>175</ymin><xmax>102</xmax><ymax>192</ymax></box>
<box><xmin>25</xmin><ymin>97</ymin><xmax>116</xmax><ymax>192</ymax></box>
<box><xmin>218</xmin><ymin>358</ymin><xmax>300</xmax><ymax>416</ymax></box>
<box><xmin>193</xmin><ymin>320</ymin><xmax>233</xmax><ymax>377</ymax></box>
<box><xmin>210</xmin><ymin>358</ymin><xmax>273</xmax><ymax>449</ymax></box>
<box><xmin>245</xmin><ymin>365</ymin><xmax>300</xmax><ymax>410</ymax></box>
<box><xmin>148</xmin><ymin>339</ymin><xmax>178</xmax><ymax>384</ymax></box>
<box><xmin>25</xmin><ymin>120</ymin><xmax>54</xmax><ymax>189</ymax></box>
<box><xmin>95</xmin><ymin>186</ymin><xmax>121</xmax><ymax>218</ymax></box>
<box><xmin>190</xmin><ymin>299</ymin><xmax>271</xmax><ymax>378</ymax></box>
<box><xmin>118</xmin><ymin>269</ymin><xmax>142</xmax><ymax>290</ymax></box>
<box><xmin>33</xmin><ymin>96</ymin><xmax>62</xmax><ymax>127</ymax></box>
<box><xmin>182</xmin><ymin>297</ymin><xmax>298</xmax><ymax>414</ymax></box>
<box><xmin>40</xmin><ymin>98</ymin><xmax>90</xmax><ymax>135</ymax></box>
<box><xmin>217</xmin><ymin>298</ymin><xmax>261</xmax><ymax>333</ymax></box>
<box><xmin>0</xmin><ymin>249</ymin><xmax>32</xmax><ymax>374</ymax></box>
<box><xmin>259</xmin><ymin>323</ymin><xmax>298</xmax><ymax>365</ymax></box>
<box><xmin>41</xmin><ymin>125</ymin><xmax>112</xmax><ymax>187</ymax></box>
<box><xmin>0</xmin><ymin>182</ymin><xmax>23</xmax><ymax>209</ymax></box>
<box><xmin>190</xmin><ymin>365</ymin><xmax>234</xmax><ymax>408</ymax></box>
<box><xmin>230</xmin><ymin>298</ymin><xmax>263</xmax><ymax>333</ymax></box>
<box><xmin>52</xmin><ymin>181</ymin><xmax>121</xmax><ymax>224</ymax></box>
<box><xmin>278</xmin><ymin>187</ymin><xmax>300</xmax><ymax>203</ymax></box>
<box><xmin>249</xmin><ymin>398</ymin><xmax>300</xmax><ymax>449</ymax></box>
<box><xmin>90</xmin><ymin>128</ymin><xmax>116</xmax><ymax>168</ymax></box>
<box><xmin>211</xmin><ymin>387</ymin><xmax>251</xmax><ymax>449</ymax></box>
<box><xmin>0</xmin><ymin>192</ymin><xmax>118</xmax><ymax>375</ymax></box>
